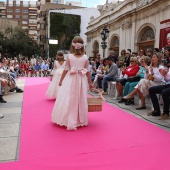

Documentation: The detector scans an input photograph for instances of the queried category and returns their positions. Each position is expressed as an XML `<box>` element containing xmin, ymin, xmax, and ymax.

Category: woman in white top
<box><xmin>46</xmin><ymin>51</ymin><xmax>65</xmax><ymax>99</ymax></box>
<box><xmin>123</xmin><ymin>53</ymin><xmax>165</xmax><ymax>110</ymax></box>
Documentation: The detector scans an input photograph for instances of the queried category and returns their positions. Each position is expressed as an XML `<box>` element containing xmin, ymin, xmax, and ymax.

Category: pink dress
<box><xmin>51</xmin><ymin>54</ymin><xmax>89</xmax><ymax>130</ymax></box>
<box><xmin>46</xmin><ymin>61</ymin><xmax>65</xmax><ymax>99</ymax></box>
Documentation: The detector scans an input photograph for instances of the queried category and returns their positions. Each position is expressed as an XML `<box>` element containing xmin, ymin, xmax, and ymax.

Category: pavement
<box><xmin>0</xmin><ymin>78</ymin><xmax>170</xmax><ymax>163</ymax></box>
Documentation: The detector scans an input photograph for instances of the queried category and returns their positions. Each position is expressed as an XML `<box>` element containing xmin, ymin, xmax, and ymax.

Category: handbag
<box><xmin>147</xmin><ymin>74</ymin><xmax>154</xmax><ymax>81</ymax></box>
<box><xmin>87</xmin><ymin>89</ymin><xmax>105</xmax><ymax>112</ymax></box>
<box><xmin>127</xmin><ymin>76</ymin><xmax>140</xmax><ymax>82</ymax></box>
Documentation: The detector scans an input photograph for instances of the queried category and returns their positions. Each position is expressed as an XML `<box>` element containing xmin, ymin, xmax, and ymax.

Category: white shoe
<box><xmin>113</xmin><ymin>96</ymin><xmax>121</xmax><ymax>100</ymax></box>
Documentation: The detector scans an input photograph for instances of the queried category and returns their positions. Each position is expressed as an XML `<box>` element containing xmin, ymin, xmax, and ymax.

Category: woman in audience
<box><xmin>137</xmin><ymin>49</ymin><xmax>146</xmax><ymax>62</ymax></box>
<box><xmin>123</xmin><ymin>53</ymin><xmax>165</xmax><ymax>111</ymax></box>
<box><xmin>118</xmin><ymin>56</ymin><xmax>151</xmax><ymax>104</ymax></box>
<box><xmin>146</xmin><ymin>48</ymin><xmax>153</xmax><ymax>58</ymax></box>
<box><xmin>20</xmin><ymin>60</ymin><xmax>27</xmax><ymax>76</ymax></box>
<box><xmin>113</xmin><ymin>57</ymin><xmax>139</xmax><ymax>99</ymax></box>
<box><xmin>124</xmin><ymin>49</ymin><xmax>131</xmax><ymax>67</ymax></box>
<box><xmin>117</xmin><ymin>49</ymin><xmax>126</xmax><ymax>68</ymax></box>
<box><xmin>164</xmin><ymin>46</ymin><xmax>170</xmax><ymax>68</ymax></box>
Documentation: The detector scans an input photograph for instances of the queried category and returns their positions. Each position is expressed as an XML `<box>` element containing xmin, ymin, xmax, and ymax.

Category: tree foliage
<box><xmin>0</xmin><ymin>27</ymin><xmax>41</xmax><ymax>59</ymax></box>
<box><xmin>50</xmin><ymin>12</ymin><xmax>81</xmax><ymax>58</ymax></box>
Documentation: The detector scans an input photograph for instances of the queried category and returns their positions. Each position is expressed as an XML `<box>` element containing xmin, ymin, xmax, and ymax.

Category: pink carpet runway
<box><xmin>1</xmin><ymin>77</ymin><xmax>170</xmax><ymax>170</ymax></box>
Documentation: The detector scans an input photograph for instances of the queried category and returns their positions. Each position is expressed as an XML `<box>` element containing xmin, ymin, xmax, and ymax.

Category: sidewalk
<box><xmin>0</xmin><ymin>79</ymin><xmax>170</xmax><ymax>163</ymax></box>
<box><xmin>0</xmin><ymin>79</ymin><xmax>24</xmax><ymax>162</ymax></box>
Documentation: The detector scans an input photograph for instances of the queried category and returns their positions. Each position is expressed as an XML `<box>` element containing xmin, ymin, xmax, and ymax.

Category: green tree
<box><xmin>0</xmin><ymin>27</ymin><xmax>41</xmax><ymax>59</ymax></box>
<box><xmin>49</xmin><ymin>12</ymin><xmax>81</xmax><ymax>58</ymax></box>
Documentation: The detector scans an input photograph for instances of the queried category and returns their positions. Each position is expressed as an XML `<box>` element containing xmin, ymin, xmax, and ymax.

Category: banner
<box><xmin>159</xmin><ymin>19</ymin><xmax>170</xmax><ymax>50</ymax></box>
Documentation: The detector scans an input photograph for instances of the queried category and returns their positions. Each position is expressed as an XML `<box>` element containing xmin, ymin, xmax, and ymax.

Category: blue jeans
<box><xmin>98</xmin><ymin>75</ymin><xmax>115</xmax><ymax>92</ymax></box>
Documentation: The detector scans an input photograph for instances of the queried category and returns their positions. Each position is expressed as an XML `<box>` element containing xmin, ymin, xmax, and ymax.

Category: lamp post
<box><xmin>101</xmin><ymin>28</ymin><xmax>109</xmax><ymax>58</ymax></box>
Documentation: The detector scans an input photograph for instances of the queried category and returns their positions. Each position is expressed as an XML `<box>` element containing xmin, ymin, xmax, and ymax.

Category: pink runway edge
<box><xmin>0</xmin><ymin>77</ymin><xmax>170</xmax><ymax>170</ymax></box>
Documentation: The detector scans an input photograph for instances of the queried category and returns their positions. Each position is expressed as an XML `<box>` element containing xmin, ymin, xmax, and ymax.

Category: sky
<box><xmin>80</xmin><ymin>0</ymin><xmax>106</xmax><ymax>8</ymax></box>
<box><xmin>66</xmin><ymin>0</ymin><xmax>120</xmax><ymax>8</ymax></box>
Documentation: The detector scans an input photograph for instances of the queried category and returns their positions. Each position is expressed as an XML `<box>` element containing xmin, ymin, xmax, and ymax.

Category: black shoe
<box><xmin>0</xmin><ymin>96</ymin><xmax>7</xmax><ymax>103</ymax></box>
<box><xmin>9</xmin><ymin>89</ymin><xmax>15</xmax><ymax>92</ymax></box>
<box><xmin>16</xmin><ymin>89</ymin><xmax>24</xmax><ymax>93</ymax></box>
<box><xmin>136</xmin><ymin>106</ymin><xmax>146</xmax><ymax>110</ymax></box>
<box><xmin>118</xmin><ymin>98</ymin><xmax>125</xmax><ymax>103</ymax></box>
<box><xmin>152</xmin><ymin>111</ymin><xmax>161</xmax><ymax>116</ymax></box>
<box><xmin>125</xmin><ymin>98</ymin><xmax>134</xmax><ymax>105</ymax></box>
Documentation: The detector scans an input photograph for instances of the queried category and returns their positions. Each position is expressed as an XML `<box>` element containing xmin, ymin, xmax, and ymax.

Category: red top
<box><xmin>123</xmin><ymin>64</ymin><xmax>139</xmax><ymax>77</ymax></box>
<box><xmin>20</xmin><ymin>63</ymin><xmax>27</xmax><ymax>69</ymax></box>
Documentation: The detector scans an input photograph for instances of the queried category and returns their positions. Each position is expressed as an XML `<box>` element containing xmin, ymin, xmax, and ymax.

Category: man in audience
<box><xmin>108</xmin><ymin>51</ymin><xmax>118</xmax><ymax>64</ymax></box>
<box><xmin>97</xmin><ymin>57</ymin><xmax>118</xmax><ymax>95</ymax></box>
<box><xmin>148</xmin><ymin>67</ymin><xmax>170</xmax><ymax>119</ymax></box>
<box><xmin>95</xmin><ymin>53</ymin><xmax>101</xmax><ymax>69</ymax></box>
<box><xmin>41</xmin><ymin>60</ymin><xmax>50</xmax><ymax>77</ymax></box>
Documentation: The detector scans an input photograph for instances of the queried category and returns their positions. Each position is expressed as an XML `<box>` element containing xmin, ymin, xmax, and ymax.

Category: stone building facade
<box><xmin>86</xmin><ymin>0</ymin><xmax>170</xmax><ymax>58</ymax></box>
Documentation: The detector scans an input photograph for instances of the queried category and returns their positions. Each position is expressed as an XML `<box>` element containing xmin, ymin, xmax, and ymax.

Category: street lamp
<box><xmin>101</xmin><ymin>28</ymin><xmax>109</xmax><ymax>58</ymax></box>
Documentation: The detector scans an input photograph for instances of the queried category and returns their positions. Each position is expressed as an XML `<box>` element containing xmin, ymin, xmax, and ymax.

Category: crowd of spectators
<box><xmin>0</xmin><ymin>54</ymin><xmax>54</xmax><ymax>119</ymax></box>
<box><xmin>89</xmin><ymin>45</ymin><xmax>170</xmax><ymax>120</ymax></box>
<box><xmin>1</xmin><ymin>36</ymin><xmax>170</xmax><ymax>120</ymax></box>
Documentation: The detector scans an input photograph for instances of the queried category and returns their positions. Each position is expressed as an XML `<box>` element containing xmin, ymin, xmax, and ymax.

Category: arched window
<box><xmin>141</xmin><ymin>28</ymin><xmax>155</xmax><ymax>41</ymax></box>
<box><xmin>93</xmin><ymin>41</ymin><xmax>99</xmax><ymax>51</ymax></box>
<box><xmin>112</xmin><ymin>37</ymin><xmax>119</xmax><ymax>47</ymax></box>
<box><xmin>110</xmin><ymin>36</ymin><xmax>119</xmax><ymax>56</ymax></box>
<box><xmin>138</xmin><ymin>27</ymin><xmax>155</xmax><ymax>51</ymax></box>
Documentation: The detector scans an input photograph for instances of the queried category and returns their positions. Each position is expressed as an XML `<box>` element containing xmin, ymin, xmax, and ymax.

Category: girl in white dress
<box><xmin>51</xmin><ymin>36</ymin><xmax>93</xmax><ymax>130</ymax></box>
<box><xmin>46</xmin><ymin>51</ymin><xmax>65</xmax><ymax>99</ymax></box>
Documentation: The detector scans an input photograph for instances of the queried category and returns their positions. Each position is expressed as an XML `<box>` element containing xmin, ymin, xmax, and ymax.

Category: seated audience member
<box><xmin>93</xmin><ymin>58</ymin><xmax>109</xmax><ymax>88</ymax></box>
<box><xmin>123</xmin><ymin>53</ymin><xmax>165</xmax><ymax>110</ymax></box>
<box><xmin>97</xmin><ymin>57</ymin><xmax>118</xmax><ymax>95</ymax></box>
<box><xmin>137</xmin><ymin>49</ymin><xmax>146</xmax><ymax>62</ymax></box>
<box><xmin>20</xmin><ymin>60</ymin><xmax>27</xmax><ymax>76</ymax></box>
<box><xmin>95</xmin><ymin>53</ymin><xmax>101</xmax><ymax>69</ymax></box>
<box><xmin>0</xmin><ymin>62</ymin><xmax>23</xmax><ymax>94</ymax></box>
<box><xmin>114</xmin><ymin>57</ymin><xmax>139</xmax><ymax>99</ymax></box>
<box><xmin>14</xmin><ymin>61</ymin><xmax>20</xmax><ymax>77</ymax></box>
<box><xmin>124</xmin><ymin>49</ymin><xmax>131</xmax><ymax>67</ymax></box>
<box><xmin>34</xmin><ymin>61</ymin><xmax>41</xmax><ymax>77</ymax></box>
<box><xmin>146</xmin><ymin>48</ymin><xmax>153</xmax><ymax>58</ymax></box>
<box><xmin>164</xmin><ymin>46</ymin><xmax>170</xmax><ymax>68</ymax></box>
<box><xmin>31</xmin><ymin>55</ymin><xmax>36</xmax><ymax>65</ymax></box>
<box><xmin>148</xmin><ymin>67</ymin><xmax>170</xmax><ymax>119</ymax></box>
<box><xmin>153</xmin><ymin>48</ymin><xmax>159</xmax><ymax>53</ymax></box>
<box><xmin>108</xmin><ymin>51</ymin><xmax>118</xmax><ymax>64</ymax></box>
<box><xmin>118</xmin><ymin>56</ymin><xmax>150</xmax><ymax>104</ymax></box>
<box><xmin>41</xmin><ymin>60</ymin><xmax>50</xmax><ymax>77</ymax></box>
<box><xmin>26</xmin><ymin>61</ymin><xmax>34</xmax><ymax>77</ymax></box>
<box><xmin>117</xmin><ymin>49</ymin><xmax>126</xmax><ymax>68</ymax></box>
<box><xmin>0</xmin><ymin>78</ymin><xmax>7</xmax><ymax>103</ymax></box>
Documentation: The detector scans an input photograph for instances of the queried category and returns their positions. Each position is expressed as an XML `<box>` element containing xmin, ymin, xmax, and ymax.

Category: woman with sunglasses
<box><xmin>118</xmin><ymin>56</ymin><xmax>151</xmax><ymax>104</ymax></box>
<box><xmin>113</xmin><ymin>57</ymin><xmax>139</xmax><ymax>99</ymax></box>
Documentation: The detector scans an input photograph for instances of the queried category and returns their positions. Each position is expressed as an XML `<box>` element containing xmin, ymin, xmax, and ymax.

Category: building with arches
<box><xmin>85</xmin><ymin>0</ymin><xmax>170</xmax><ymax>58</ymax></box>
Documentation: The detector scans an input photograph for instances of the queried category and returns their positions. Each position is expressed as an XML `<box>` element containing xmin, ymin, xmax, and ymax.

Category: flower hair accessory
<box><xmin>72</xmin><ymin>42</ymin><xmax>84</xmax><ymax>49</ymax></box>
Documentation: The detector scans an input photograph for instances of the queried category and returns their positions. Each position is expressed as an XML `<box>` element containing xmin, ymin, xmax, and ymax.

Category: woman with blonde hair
<box><xmin>51</xmin><ymin>36</ymin><xmax>93</xmax><ymax>130</ymax></box>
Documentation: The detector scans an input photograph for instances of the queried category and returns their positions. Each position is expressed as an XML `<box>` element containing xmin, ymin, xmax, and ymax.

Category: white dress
<box><xmin>134</xmin><ymin>66</ymin><xmax>165</xmax><ymax>96</ymax></box>
<box><xmin>46</xmin><ymin>60</ymin><xmax>65</xmax><ymax>99</ymax></box>
<box><xmin>51</xmin><ymin>54</ymin><xmax>89</xmax><ymax>130</ymax></box>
